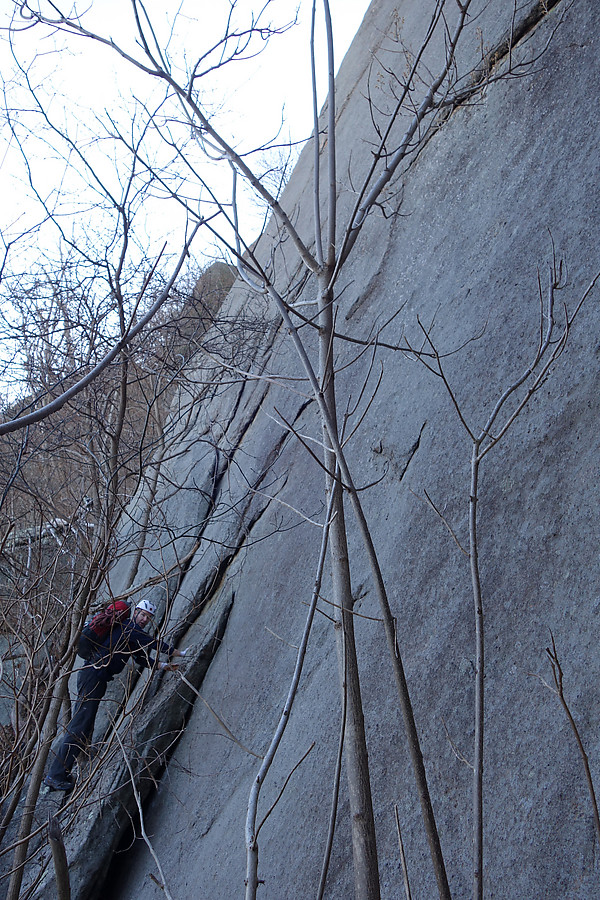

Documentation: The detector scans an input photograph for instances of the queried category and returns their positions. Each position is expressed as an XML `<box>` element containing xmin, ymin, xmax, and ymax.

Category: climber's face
<box><xmin>134</xmin><ymin>608</ymin><xmax>152</xmax><ymax>629</ymax></box>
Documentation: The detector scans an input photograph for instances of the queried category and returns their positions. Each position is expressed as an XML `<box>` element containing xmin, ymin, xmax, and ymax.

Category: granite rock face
<box><xmin>31</xmin><ymin>1</ymin><xmax>600</xmax><ymax>898</ymax></box>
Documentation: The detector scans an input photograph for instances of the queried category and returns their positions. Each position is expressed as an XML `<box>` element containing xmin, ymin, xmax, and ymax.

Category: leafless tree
<box><xmin>0</xmin><ymin>1</ymin><xmax>583</xmax><ymax>898</ymax></box>
<box><xmin>0</xmin><ymin>234</ymin><xmax>238</xmax><ymax>898</ymax></box>
<box><xmin>411</xmin><ymin>254</ymin><xmax>600</xmax><ymax>900</ymax></box>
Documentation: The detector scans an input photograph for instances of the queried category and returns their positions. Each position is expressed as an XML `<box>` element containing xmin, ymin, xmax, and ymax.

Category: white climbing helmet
<box><xmin>135</xmin><ymin>598</ymin><xmax>157</xmax><ymax>616</ymax></box>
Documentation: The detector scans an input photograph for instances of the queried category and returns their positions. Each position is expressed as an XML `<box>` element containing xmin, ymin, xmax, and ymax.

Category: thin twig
<box><xmin>245</xmin><ymin>484</ymin><xmax>335</xmax><ymax>900</ymax></box>
<box><xmin>256</xmin><ymin>742</ymin><xmax>315</xmax><ymax>837</ymax></box>
<box><xmin>264</xmin><ymin>627</ymin><xmax>299</xmax><ymax>650</ymax></box>
<box><xmin>177</xmin><ymin>673</ymin><xmax>263</xmax><ymax>760</ymax></box>
<box><xmin>411</xmin><ymin>488</ymin><xmax>468</xmax><ymax>556</ymax></box>
<box><xmin>309</xmin><ymin>594</ymin><xmax>383</xmax><ymax>623</ymax></box>
<box><xmin>394</xmin><ymin>805</ymin><xmax>413</xmax><ymax>900</ymax></box>
<box><xmin>545</xmin><ymin>634</ymin><xmax>600</xmax><ymax>849</ymax></box>
<box><xmin>442</xmin><ymin>717</ymin><xmax>474</xmax><ymax>770</ymax></box>
<box><xmin>113</xmin><ymin>728</ymin><xmax>175</xmax><ymax>900</ymax></box>
<box><xmin>317</xmin><ymin>632</ymin><xmax>347</xmax><ymax>900</ymax></box>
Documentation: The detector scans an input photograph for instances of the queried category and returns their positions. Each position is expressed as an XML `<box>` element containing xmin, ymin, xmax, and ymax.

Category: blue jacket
<box><xmin>92</xmin><ymin>621</ymin><xmax>174</xmax><ymax>679</ymax></box>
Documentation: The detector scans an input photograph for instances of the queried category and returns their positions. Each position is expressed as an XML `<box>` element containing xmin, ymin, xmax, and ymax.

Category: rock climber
<box><xmin>43</xmin><ymin>598</ymin><xmax>186</xmax><ymax>792</ymax></box>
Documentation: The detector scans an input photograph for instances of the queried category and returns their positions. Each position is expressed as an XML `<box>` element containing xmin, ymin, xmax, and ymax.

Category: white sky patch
<box><xmin>0</xmin><ymin>1</ymin><xmax>372</xmax><ymax>269</ymax></box>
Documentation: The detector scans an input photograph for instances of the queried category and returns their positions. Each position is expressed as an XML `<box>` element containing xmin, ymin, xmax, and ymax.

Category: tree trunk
<box><xmin>319</xmin><ymin>269</ymin><xmax>380</xmax><ymax>900</ymax></box>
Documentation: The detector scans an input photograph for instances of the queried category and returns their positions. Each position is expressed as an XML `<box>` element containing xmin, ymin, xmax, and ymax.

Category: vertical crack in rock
<box><xmin>166</xmin><ymin>396</ymin><xmax>312</xmax><ymax>645</ymax></box>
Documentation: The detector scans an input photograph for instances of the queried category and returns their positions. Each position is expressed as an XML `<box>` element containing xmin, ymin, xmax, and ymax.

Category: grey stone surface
<box><xmin>28</xmin><ymin>1</ymin><xmax>600</xmax><ymax>898</ymax></box>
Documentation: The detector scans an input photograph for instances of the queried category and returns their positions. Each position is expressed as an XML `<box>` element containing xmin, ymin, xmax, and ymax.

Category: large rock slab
<box><xmin>26</xmin><ymin>2</ymin><xmax>600</xmax><ymax>899</ymax></box>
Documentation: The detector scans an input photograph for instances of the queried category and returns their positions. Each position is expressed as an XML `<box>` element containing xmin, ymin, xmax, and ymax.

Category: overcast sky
<box><xmin>0</xmin><ymin>2</ymin><xmax>373</xmax><ymax>396</ymax></box>
<box><xmin>0</xmin><ymin>1</ymin><xmax>372</xmax><ymax>264</ymax></box>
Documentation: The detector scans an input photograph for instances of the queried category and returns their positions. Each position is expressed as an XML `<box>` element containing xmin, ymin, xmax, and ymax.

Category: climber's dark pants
<box><xmin>47</xmin><ymin>666</ymin><xmax>110</xmax><ymax>779</ymax></box>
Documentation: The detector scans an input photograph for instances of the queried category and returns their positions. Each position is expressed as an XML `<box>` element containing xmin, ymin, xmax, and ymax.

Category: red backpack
<box><xmin>77</xmin><ymin>601</ymin><xmax>130</xmax><ymax>660</ymax></box>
